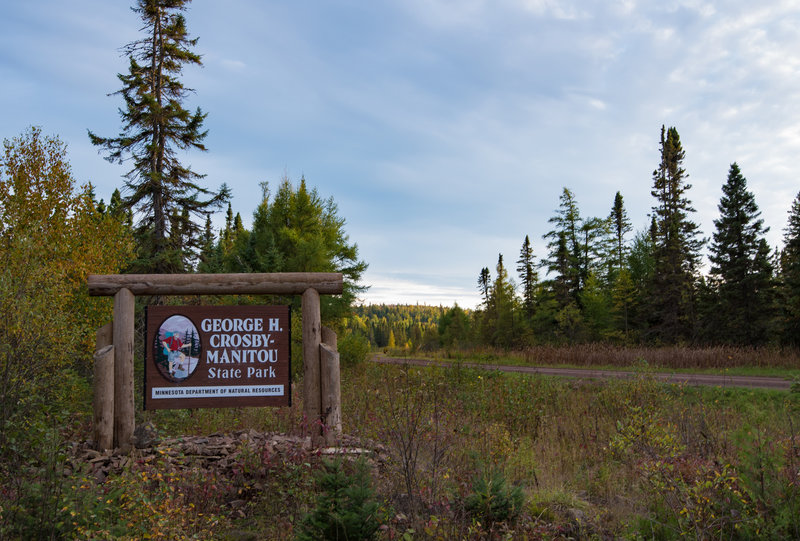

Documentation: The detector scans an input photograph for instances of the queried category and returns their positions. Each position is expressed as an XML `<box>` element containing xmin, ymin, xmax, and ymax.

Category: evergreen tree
<box><xmin>296</xmin><ymin>459</ymin><xmax>380</xmax><ymax>541</ymax></box>
<box><xmin>516</xmin><ymin>235</ymin><xmax>538</xmax><ymax>319</ymax></box>
<box><xmin>89</xmin><ymin>0</ymin><xmax>229</xmax><ymax>273</ymax></box>
<box><xmin>196</xmin><ymin>214</ymin><xmax>218</xmax><ymax>272</ymax></box>
<box><xmin>477</xmin><ymin>267</ymin><xmax>491</xmax><ymax>307</ymax></box>
<box><xmin>708</xmin><ymin>163</ymin><xmax>774</xmax><ymax>344</ymax></box>
<box><xmin>780</xmin><ymin>191</ymin><xmax>800</xmax><ymax>345</ymax></box>
<box><xmin>543</xmin><ymin>188</ymin><xmax>582</xmax><ymax>305</ymax></box>
<box><xmin>580</xmin><ymin>272</ymin><xmax>613</xmax><ymax>341</ymax></box>
<box><xmin>226</xmin><ymin>176</ymin><xmax>367</xmax><ymax>324</ymax></box>
<box><xmin>544</xmin><ymin>188</ymin><xmax>611</xmax><ymax>308</ymax></box>
<box><xmin>439</xmin><ymin>304</ymin><xmax>470</xmax><ymax>348</ymax></box>
<box><xmin>579</xmin><ymin>216</ymin><xmax>613</xmax><ymax>286</ymax></box>
<box><xmin>488</xmin><ymin>254</ymin><xmax>517</xmax><ymax>348</ymax></box>
<box><xmin>606</xmin><ymin>192</ymin><xmax>633</xmax><ymax>337</ymax></box>
<box><xmin>107</xmin><ymin>188</ymin><xmax>132</xmax><ymax>228</ymax></box>
<box><xmin>648</xmin><ymin>126</ymin><xmax>704</xmax><ymax>342</ymax></box>
<box><xmin>610</xmin><ymin>191</ymin><xmax>632</xmax><ymax>274</ymax></box>
<box><xmin>549</xmin><ymin>231</ymin><xmax>572</xmax><ymax>307</ymax></box>
<box><xmin>611</xmin><ymin>267</ymin><xmax>635</xmax><ymax>339</ymax></box>
<box><xmin>626</xmin><ymin>229</ymin><xmax>656</xmax><ymax>336</ymax></box>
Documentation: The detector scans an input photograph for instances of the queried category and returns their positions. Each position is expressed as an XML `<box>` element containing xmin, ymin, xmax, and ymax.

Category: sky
<box><xmin>2</xmin><ymin>1</ymin><xmax>800</xmax><ymax>309</ymax></box>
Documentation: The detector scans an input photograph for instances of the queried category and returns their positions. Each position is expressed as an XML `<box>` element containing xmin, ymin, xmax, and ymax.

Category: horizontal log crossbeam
<box><xmin>88</xmin><ymin>272</ymin><xmax>343</xmax><ymax>297</ymax></box>
<box><xmin>90</xmin><ymin>272</ymin><xmax>344</xmax><ymax>451</ymax></box>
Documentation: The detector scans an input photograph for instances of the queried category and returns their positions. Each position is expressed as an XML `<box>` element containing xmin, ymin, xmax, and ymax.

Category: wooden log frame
<box><xmin>301</xmin><ymin>288</ymin><xmax>322</xmax><ymax>444</ymax></box>
<box><xmin>320</xmin><ymin>325</ymin><xmax>342</xmax><ymax>446</ymax></box>
<box><xmin>89</xmin><ymin>273</ymin><xmax>344</xmax><ymax>452</ymax></box>
<box><xmin>92</xmin><ymin>345</ymin><xmax>114</xmax><ymax>450</ymax></box>
<box><xmin>93</xmin><ymin>322</ymin><xmax>114</xmax><ymax>451</ymax></box>
<box><xmin>88</xmin><ymin>272</ymin><xmax>343</xmax><ymax>297</ymax></box>
<box><xmin>113</xmin><ymin>288</ymin><xmax>136</xmax><ymax>452</ymax></box>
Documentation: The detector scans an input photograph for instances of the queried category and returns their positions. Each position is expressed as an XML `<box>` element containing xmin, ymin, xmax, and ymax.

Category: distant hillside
<box><xmin>348</xmin><ymin>304</ymin><xmax>461</xmax><ymax>349</ymax></box>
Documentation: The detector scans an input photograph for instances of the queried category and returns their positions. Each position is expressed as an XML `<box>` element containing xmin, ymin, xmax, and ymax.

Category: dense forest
<box><xmin>352</xmin><ymin>127</ymin><xmax>800</xmax><ymax>352</ymax></box>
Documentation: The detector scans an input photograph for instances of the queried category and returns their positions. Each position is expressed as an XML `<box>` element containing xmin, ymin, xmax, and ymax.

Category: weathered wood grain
<box><xmin>88</xmin><ymin>272</ymin><xmax>343</xmax><ymax>296</ymax></box>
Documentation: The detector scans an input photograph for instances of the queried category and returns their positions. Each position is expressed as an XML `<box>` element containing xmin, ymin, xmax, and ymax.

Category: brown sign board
<box><xmin>144</xmin><ymin>305</ymin><xmax>291</xmax><ymax>410</ymax></box>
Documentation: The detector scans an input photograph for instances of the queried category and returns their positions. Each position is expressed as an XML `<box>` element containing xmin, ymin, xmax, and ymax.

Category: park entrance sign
<box><xmin>88</xmin><ymin>272</ymin><xmax>343</xmax><ymax>452</ymax></box>
<box><xmin>145</xmin><ymin>305</ymin><xmax>291</xmax><ymax>410</ymax></box>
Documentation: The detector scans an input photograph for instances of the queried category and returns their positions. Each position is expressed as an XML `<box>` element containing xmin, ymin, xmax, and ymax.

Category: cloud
<box><xmin>6</xmin><ymin>0</ymin><xmax>800</xmax><ymax>308</ymax></box>
<box><xmin>220</xmin><ymin>59</ymin><xmax>247</xmax><ymax>71</ymax></box>
<box><xmin>360</xmin><ymin>274</ymin><xmax>481</xmax><ymax>308</ymax></box>
<box><xmin>518</xmin><ymin>0</ymin><xmax>587</xmax><ymax>20</ymax></box>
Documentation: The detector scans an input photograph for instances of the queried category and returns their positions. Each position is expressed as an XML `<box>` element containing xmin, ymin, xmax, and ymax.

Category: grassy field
<box><xmin>3</xmin><ymin>356</ymin><xmax>800</xmax><ymax>539</ymax></box>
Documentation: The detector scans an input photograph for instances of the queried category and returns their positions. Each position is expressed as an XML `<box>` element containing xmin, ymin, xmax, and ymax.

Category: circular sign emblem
<box><xmin>154</xmin><ymin>314</ymin><xmax>202</xmax><ymax>383</ymax></box>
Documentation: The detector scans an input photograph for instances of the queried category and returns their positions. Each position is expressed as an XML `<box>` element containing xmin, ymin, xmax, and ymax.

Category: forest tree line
<box><xmin>353</xmin><ymin>126</ymin><xmax>800</xmax><ymax>351</ymax></box>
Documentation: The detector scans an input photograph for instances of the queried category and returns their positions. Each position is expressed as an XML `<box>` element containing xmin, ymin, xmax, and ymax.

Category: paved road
<box><xmin>372</xmin><ymin>356</ymin><xmax>794</xmax><ymax>391</ymax></box>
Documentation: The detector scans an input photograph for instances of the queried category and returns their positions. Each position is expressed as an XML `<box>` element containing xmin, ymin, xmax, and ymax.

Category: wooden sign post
<box><xmin>88</xmin><ymin>272</ymin><xmax>344</xmax><ymax>451</ymax></box>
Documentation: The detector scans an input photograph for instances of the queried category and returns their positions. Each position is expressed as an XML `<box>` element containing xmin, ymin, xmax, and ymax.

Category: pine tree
<box><xmin>626</xmin><ymin>229</ymin><xmax>655</xmax><ymax>336</ymax></box>
<box><xmin>607</xmin><ymin>192</ymin><xmax>633</xmax><ymax>337</ymax></box>
<box><xmin>580</xmin><ymin>272</ymin><xmax>613</xmax><ymax>341</ymax></box>
<box><xmin>196</xmin><ymin>214</ymin><xmax>218</xmax><ymax>272</ymax></box>
<box><xmin>227</xmin><ymin>176</ymin><xmax>367</xmax><ymax>323</ymax></box>
<box><xmin>610</xmin><ymin>191</ymin><xmax>632</xmax><ymax>274</ymax></box>
<box><xmin>516</xmin><ymin>235</ymin><xmax>538</xmax><ymax>319</ymax></box>
<box><xmin>296</xmin><ymin>459</ymin><xmax>380</xmax><ymax>541</ymax></box>
<box><xmin>579</xmin><ymin>216</ymin><xmax>613</xmax><ymax>286</ymax></box>
<box><xmin>544</xmin><ymin>188</ymin><xmax>583</xmax><ymax>304</ymax></box>
<box><xmin>780</xmin><ymin>191</ymin><xmax>800</xmax><ymax>345</ymax></box>
<box><xmin>89</xmin><ymin>0</ymin><xmax>229</xmax><ymax>273</ymax></box>
<box><xmin>478</xmin><ymin>267</ymin><xmax>491</xmax><ymax>307</ymax></box>
<box><xmin>708</xmin><ymin>163</ymin><xmax>774</xmax><ymax>344</ymax></box>
<box><xmin>648</xmin><ymin>125</ymin><xmax>704</xmax><ymax>342</ymax></box>
<box><xmin>489</xmin><ymin>254</ymin><xmax>517</xmax><ymax>348</ymax></box>
<box><xmin>549</xmin><ymin>231</ymin><xmax>572</xmax><ymax>307</ymax></box>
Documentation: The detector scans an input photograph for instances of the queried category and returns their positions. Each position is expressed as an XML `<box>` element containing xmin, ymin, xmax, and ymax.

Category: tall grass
<box><xmin>8</xmin><ymin>357</ymin><xmax>798</xmax><ymax>539</ymax></box>
<box><xmin>432</xmin><ymin>344</ymin><xmax>800</xmax><ymax>371</ymax></box>
<box><xmin>344</xmin><ymin>361</ymin><xmax>800</xmax><ymax>538</ymax></box>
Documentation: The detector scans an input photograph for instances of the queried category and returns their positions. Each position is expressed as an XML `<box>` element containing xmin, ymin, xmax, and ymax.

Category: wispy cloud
<box><xmin>3</xmin><ymin>0</ymin><xmax>800</xmax><ymax>306</ymax></box>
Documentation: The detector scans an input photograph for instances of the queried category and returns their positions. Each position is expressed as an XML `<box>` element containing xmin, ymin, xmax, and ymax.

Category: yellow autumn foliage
<box><xmin>0</xmin><ymin>127</ymin><xmax>133</xmax><ymax>423</ymax></box>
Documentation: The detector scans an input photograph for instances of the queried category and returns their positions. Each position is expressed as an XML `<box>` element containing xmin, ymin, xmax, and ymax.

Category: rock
<box><xmin>134</xmin><ymin>422</ymin><xmax>160</xmax><ymax>449</ymax></box>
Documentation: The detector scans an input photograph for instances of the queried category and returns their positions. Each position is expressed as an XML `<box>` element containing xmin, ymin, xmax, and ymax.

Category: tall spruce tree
<box><xmin>608</xmin><ymin>192</ymin><xmax>633</xmax><ymax>336</ymax></box>
<box><xmin>780</xmin><ymin>191</ymin><xmax>800</xmax><ymax>345</ymax></box>
<box><xmin>225</xmin><ymin>177</ymin><xmax>367</xmax><ymax>323</ymax></box>
<box><xmin>478</xmin><ymin>267</ymin><xmax>491</xmax><ymax>307</ymax></box>
<box><xmin>543</xmin><ymin>188</ymin><xmax>583</xmax><ymax>305</ymax></box>
<box><xmin>626</xmin><ymin>228</ymin><xmax>656</xmax><ymax>336</ymax></box>
<box><xmin>648</xmin><ymin>125</ymin><xmax>704</xmax><ymax>342</ymax></box>
<box><xmin>489</xmin><ymin>254</ymin><xmax>517</xmax><ymax>348</ymax></box>
<box><xmin>89</xmin><ymin>0</ymin><xmax>228</xmax><ymax>273</ymax></box>
<box><xmin>610</xmin><ymin>191</ymin><xmax>632</xmax><ymax>274</ymax></box>
<box><xmin>548</xmin><ymin>231</ymin><xmax>572</xmax><ymax>307</ymax></box>
<box><xmin>516</xmin><ymin>235</ymin><xmax>538</xmax><ymax>319</ymax></box>
<box><xmin>579</xmin><ymin>216</ymin><xmax>613</xmax><ymax>285</ymax></box>
<box><xmin>708</xmin><ymin>163</ymin><xmax>773</xmax><ymax>344</ymax></box>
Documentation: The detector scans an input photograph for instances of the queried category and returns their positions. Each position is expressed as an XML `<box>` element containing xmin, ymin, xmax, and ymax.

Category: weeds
<box><xmin>376</xmin><ymin>364</ymin><xmax>453</xmax><ymax>516</ymax></box>
<box><xmin>6</xmin><ymin>350</ymin><xmax>800</xmax><ymax>539</ymax></box>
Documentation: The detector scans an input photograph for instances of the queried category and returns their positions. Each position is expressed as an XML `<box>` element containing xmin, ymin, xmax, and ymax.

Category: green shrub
<box><xmin>338</xmin><ymin>333</ymin><xmax>371</xmax><ymax>367</ymax></box>
<box><xmin>296</xmin><ymin>458</ymin><xmax>381</xmax><ymax>541</ymax></box>
<box><xmin>463</xmin><ymin>470</ymin><xmax>524</xmax><ymax>525</ymax></box>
